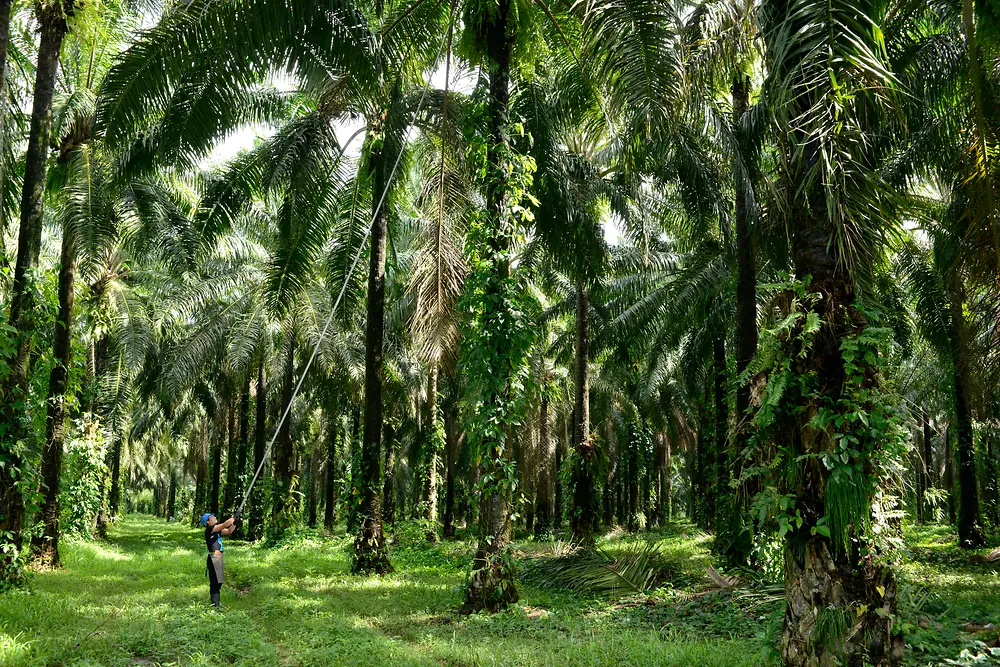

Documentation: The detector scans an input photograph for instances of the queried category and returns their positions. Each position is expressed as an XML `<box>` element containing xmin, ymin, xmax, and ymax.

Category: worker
<box><xmin>201</xmin><ymin>512</ymin><xmax>238</xmax><ymax>608</ymax></box>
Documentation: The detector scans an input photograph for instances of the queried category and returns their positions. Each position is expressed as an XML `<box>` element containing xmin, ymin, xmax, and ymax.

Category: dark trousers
<box><xmin>207</xmin><ymin>553</ymin><xmax>224</xmax><ymax>607</ymax></box>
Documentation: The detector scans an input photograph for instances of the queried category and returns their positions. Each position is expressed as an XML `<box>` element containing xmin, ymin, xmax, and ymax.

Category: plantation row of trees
<box><xmin>2</xmin><ymin>0</ymin><xmax>1000</xmax><ymax>663</ymax></box>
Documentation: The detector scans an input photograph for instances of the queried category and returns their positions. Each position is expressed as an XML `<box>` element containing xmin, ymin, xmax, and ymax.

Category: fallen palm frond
<box><xmin>970</xmin><ymin>547</ymin><xmax>1000</xmax><ymax>564</ymax></box>
<box><xmin>522</xmin><ymin>540</ymin><xmax>677</xmax><ymax>596</ymax></box>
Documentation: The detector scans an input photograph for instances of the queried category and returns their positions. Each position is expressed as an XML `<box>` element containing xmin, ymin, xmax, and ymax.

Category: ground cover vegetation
<box><xmin>1</xmin><ymin>0</ymin><xmax>1000</xmax><ymax>664</ymax></box>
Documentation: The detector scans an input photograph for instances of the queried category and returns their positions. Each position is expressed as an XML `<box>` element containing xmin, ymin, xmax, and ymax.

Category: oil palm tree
<box><xmin>756</xmin><ymin>0</ymin><xmax>907</xmax><ymax>661</ymax></box>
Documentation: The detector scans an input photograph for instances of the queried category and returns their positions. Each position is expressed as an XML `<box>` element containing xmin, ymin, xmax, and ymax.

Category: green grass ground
<box><xmin>0</xmin><ymin>516</ymin><xmax>997</xmax><ymax>666</ymax></box>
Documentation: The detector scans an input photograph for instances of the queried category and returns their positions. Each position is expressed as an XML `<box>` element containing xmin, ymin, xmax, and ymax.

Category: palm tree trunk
<box><xmin>353</xmin><ymin>143</ymin><xmax>392</xmax><ymax>574</ymax></box>
<box><xmin>424</xmin><ymin>366</ymin><xmax>439</xmax><ymax>522</ymax></box>
<box><xmin>945</xmin><ymin>425</ymin><xmax>956</xmax><ymax>524</ymax></box>
<box><xmin>443</xmin><ymin>404</ymin><xmax>458</xmax><ymax>537</ymax></box>
<box><xmin>233</xmin><ymin>380</ymin><xmax>250</xmax><ymax>538</ymax></box>
<box><xmin>780</xmin><ymin>207</ymin><xmax>900</xmax><ymax>666</ymax></box>
<box><xmin>923</xmin><ymin>412</ymin><xmax>935</xmax><ymax>488</ymax></box>
<box><xmin>382</xmin><ymin>421</ymin><xmax>396</xmax><ymax>527</ymax></box>
<box><xmin>193</xmin><ymin>437</ymin><xmax>207</xmax><ymax>526</ymax></box>
<box><xmin>0</xmin><ymin>0</ymin><xmax>13</xmax><ymax>246</ymax></box>
<box><xmin>271</xmin><ymin>331</ymin><xmax>295</xmax><ymax>535</ymax></box>
<box><xmin>985</xmin><ymin>427</ymin><xmax>1000</xmax><ymax>528</ymax></box>
<box><xmin>210</xmin><ymin>408</ymin><xmax>224</xmax><ymax>515</ymax></box>
<box><xmin>109</xmin><ymin>435</ymin><xmax>123</xmax><ymax>517</ymax></box>
<box><xmin>733</xmin><ymin>73</ymin><xmax>756</xmax><ymax>403</ymax></box>
<box><xmin>324</xmin><ymin>407</ymin><xmax>339</xmax><ymax>531</ymax></box>
<box><xmin>248</xmin><ymin>360</ymin><xmax>267</xmax><ymax>541</ymax></box>
<box><xmin>553</xmin><ymin>410</ymin><xmax>566</xmax><ymax>529</ymax></box>
<box><xmin>948</xmin><ymin>276</ymin><xmax>984</xmax><ymax>546</ymax></box>
<box><xmin>915</xmin><ymin>427</ymin><xmax>925</xmax><ymax>525</ymax></box>
<box><xmin>307</xmin><ymin>448</ymin><xmax>319</xmax><ymax>528</ymax></box>
<box><xmin>534</xmin><ymin>395</ymin><xmax>553</xmax><ymax>537</ymax></box>
<box><xmin>464</xmin><ymin>0</ymin><xmax>519</xmax><ymax>611</ymax></box>
<box><xmin>223</xmin><ymin>396</ymin><xmax>238</xmax><ymax>516</ymax></box>
<box><xmin>571</xmin><ymin>279</ymin><xmax>595</xmax><ymax>544</ymax></box>
<box><xmin>713</xmin><ymin>336</ymin><xmax>728</xmax><ymax>499</ymax></box>
<box><xmin>660</xmin><ymin>433</ymin><xmax>672</xmax><ymax>522</ymax></box>
<box><xmin>167</xmin><ymin>471</ymin><xmax>177</xmax><ymax>520</ymax></box>
<box><xmin>0</xmin><ymin>0</ymin><xmax>73</xmax><ymax>583</ymax></box>
<box><xmin>603</xmin><ymin>416</ymin><xmax>616</xmax><ymax>529</ymax></box>
<box><xmin>32</xmin><ymin>222</ymin><xmax>78</xmax><ymax>565</ymax></box>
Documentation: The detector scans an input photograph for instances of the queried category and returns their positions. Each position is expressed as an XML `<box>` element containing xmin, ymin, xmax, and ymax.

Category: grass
<box><xmin>0</xmin><ymin>517</ymin><xmax>997</xmax><ymax>666</ymax></box>
<box><xmin>0</xmin><ymin>516</ymin><xmax>765</xmax><ymax>667</ymax></box>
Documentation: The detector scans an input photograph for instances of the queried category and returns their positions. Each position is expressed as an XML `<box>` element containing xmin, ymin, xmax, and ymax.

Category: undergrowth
<box><xmin>0</xmin><ymin>517</ymin><xmax>997</xmax><ymax>665</ymax></box>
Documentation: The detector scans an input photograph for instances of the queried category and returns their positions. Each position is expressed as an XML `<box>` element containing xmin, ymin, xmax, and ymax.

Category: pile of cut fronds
<box><xmin>522</xmin><ymin>540</ymin><xmax>679</xmax><ymax>596</ymax></box>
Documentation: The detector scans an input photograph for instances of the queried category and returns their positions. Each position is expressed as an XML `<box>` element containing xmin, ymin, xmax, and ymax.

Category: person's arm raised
<box><xmin>212</xmin><ymin>517</ymin><xmax>235</xmax><ymax>533</ymax></box>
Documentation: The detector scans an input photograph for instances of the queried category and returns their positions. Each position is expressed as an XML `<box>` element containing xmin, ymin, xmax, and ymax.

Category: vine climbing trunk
<box><xmin>779</xmin><ymin>203</ymin><xmax>902</xmax><ymax>667</ymax></box>
<box><xmin>33</xmin><ymin>219</ymin><xmax>78</xmax><ymax>565</ymax></box>
<box><xmin>462</xmin><ymin>0</ymin><xmax>521</xmax><ymax>612</ymax></box>
<box><xmin>353</xmin><ymin>139</ymin><xmax>392</xmax><ymax>574</ymax></box>
<box><xmin>571</xmin><ymin>279</ymin><xmax>594</xmax><ymax>544</ymax></box>
<box><xmin>0</xmin><ymin>0</ymin><xmax>74</xmax><ymax>584</ymax></box>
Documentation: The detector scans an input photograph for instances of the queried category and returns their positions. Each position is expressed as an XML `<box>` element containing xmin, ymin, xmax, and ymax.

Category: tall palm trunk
<box><xmin>352</xmin><ymin>143</ymin><xmax>392</xmax><ymax>574</ymax></box>
<box><xmin>534</xmin><ymin>395</ymin><xmax>553</xmax><ymax>537</ymax></box>
<box><xmin>223</xmin><ymin>396</ymin><xmax>238</xmax><ymax>516</ymax></box>
<box><xmin>571</xmin><ymin>279</ymin><xmax>594</xmax><ymax>543</ymax></box>
<box><xmin>0</xmin><ymin>0</ymin><xmax>73</xmax><ymax>582</ymax></box>
<box><xmin>210</xmin><ymin>407</ymin><xmax>224</xmax><ymax>515</ymax></box>
<box><xmin>922</xmin><ymin>412</ymin><xmax>934</xmax><ymax>521</ymax></box>
<box><xmin>780</xmin><ymin>209</ymin><xmax>900</xmax><ymax>666</ymax></box>
<box><xmin>463</xmin><ymin>0</ymin><xmax>519</xmax><ymax>611</ymax></box>
<box><xmin>945</xmin><ymin>425</ymin><xmax>956</xmax><ymax>524</ymax></box>
<box><xmin>306</xmin><ymin>447</ymin><xmax>319</xmax><ymax>528</ymax></box>
<box><xmin>914</xmin><ymin>429</ymin><xmax>925</xmax><ymax>525</ymax></box>
<box><xmin>0</xmin><ymin>0</ymin><xmax>12</xmax><ymax>245</ymax></box>
<box><xmin>713</xmin><ymin>336</ymin><xmax>728</xmax><ymax>497</ymax></box>
<box><xmin>985</xmin><ymin>428</ymin><xmax>1000</xmax><ymax>528</ymax></box>
<box><xmin>271</xmin><ymin>331</ymin><xmax>295</xmax><ymax>535</ymax></box>
<box><xmin>248</xmin><ymin>360</ymin><xmax>267</xmax><ymax>541</ymax></box>
<box><xmin>603</xmin><ymin>417</ymin><xmax>617</xmax><ymax>528</ymax></box>
<box><xmin>382</xmin><ymin>421</ymin><xmax>396</xmax><ymax>527</ymax></box>
<box><xmin>424</xmin><ymin>367</ymin><xmax>439</xmax><ymax>522</ymax></box>
<box><xmin>554</xmin><ymin>410</ymin><xmax>567</xmax><ymax>529</ymax></box>
<box><xmin>167</xmin><ymin>471</ymin><xmax>177</xmax><ymax>520</ymax></box>
<box><xmin>733</xmin><ymin>74</ymin><xmax>756</xmax><ymax>431</ymax></box>
<box><xmin>948</xmin><ymin>276</ymin><xmax>984</xmax><ymax>546</ymax></box>
<box><xmin>443</xmin><ymin>404</ymin><xmax>458</xmax><ymax>537</ymax></box>
<box><xmin>659</xmin><ymin>433</ymin><xmax>671</xmax><ymax>523</ymax></box>
<box><xmin>324</xmin><ymin>406</ymin><xmax>339</xmax><ymax>531</ymax></box>
<box><xmin>109</xmin><ymin>435</ymin><xmax>123</xmax><ymax>517</ymax></box>
<box><xmin>32</xmin><ymin>222</ymin><xmax>78</xmax><ymax>565</ymax></box>
<box><xmin>233</xmin><ymin>380</ymin><xmax>250</xmax><ymax>538</ymax></box>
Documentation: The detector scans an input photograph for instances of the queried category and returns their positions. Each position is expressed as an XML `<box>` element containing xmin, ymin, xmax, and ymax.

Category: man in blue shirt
<box><xmin>201</xmin><ymin>513</ymin><xmax>237</xmax><ymax>608</ymax></box>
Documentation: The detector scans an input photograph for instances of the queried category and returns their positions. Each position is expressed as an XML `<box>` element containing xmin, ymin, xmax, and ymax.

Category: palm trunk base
<box><xmin>352</xmin><ymin>509</ymin><xmax>392</xmax><ymax>575</ymax></box>
<box><xmin>461</xmin><ymin>551</ymin><xmax>519</xmax><ymax>614</ymax></box>
<box><xmin>782</xmin><ymin>538</ymin><xmax>902</xmax><ymax>667</ymax></box>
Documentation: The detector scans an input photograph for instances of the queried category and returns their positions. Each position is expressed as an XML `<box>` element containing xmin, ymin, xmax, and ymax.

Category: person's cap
<box><xmin>200</xmin><ymin>513</ymin><xmax>214</xmax><ymax>526</ymax></box>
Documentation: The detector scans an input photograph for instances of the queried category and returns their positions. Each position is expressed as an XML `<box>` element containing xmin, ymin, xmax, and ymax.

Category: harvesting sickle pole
<box><xmin>234</xmin><ymin>11</ymin><xmax>456</xmax><ymax>518</ymax></box>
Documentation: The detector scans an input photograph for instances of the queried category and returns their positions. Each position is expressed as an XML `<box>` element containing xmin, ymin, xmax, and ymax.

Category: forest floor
<box><xmin>0</xmin><ymin>515</ymin><xmax>997</xmax><ymax>666</ymax></box>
